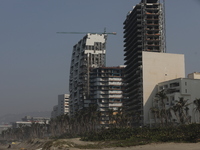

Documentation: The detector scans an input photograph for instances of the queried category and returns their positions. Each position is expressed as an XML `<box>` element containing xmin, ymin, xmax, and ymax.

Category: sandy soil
<box><xmin>1</xmin><ymin>139</ymin><xmax>200</xmax><ymax>150</ymax></box>
<box><xmin>102</xmin><ymin>143</ymin><xmax>200</xmax><ymax>150</ymax></box>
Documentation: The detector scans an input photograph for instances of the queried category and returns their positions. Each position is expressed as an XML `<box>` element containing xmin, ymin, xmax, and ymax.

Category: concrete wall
<box><xmin>142</xmin><ymin>51</ymin><xmax>185</xmax><ymax>125</ymax></box>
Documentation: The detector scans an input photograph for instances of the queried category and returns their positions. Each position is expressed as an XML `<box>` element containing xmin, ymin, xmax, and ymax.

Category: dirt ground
<box><xmin>1</xmin><ymin>138</ymin><xmax>200</xmax><ymax>150</ymax></box>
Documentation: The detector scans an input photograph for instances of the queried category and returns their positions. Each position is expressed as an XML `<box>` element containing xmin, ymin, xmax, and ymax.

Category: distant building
<box><xmin>51</xmin><ymin>94</ymin><xmax>69</xmax><ymax>118</ymax></box>
<box><xmin>12</xmin><ymin>121</ymin><xmax>33</xmax><ymax>128</ymax></box>
<box><xmin>12</xmin><ymin>116</ymin><xmax>49</xmax><ymax>128</ymax></box>
<box><xmin>22</xmin><ymin>116</ymin><xmax>49</xmax><ymax>123</ymax></box>
<box><xmin>58</xmin><ymin>94</ymin><xmax>69</xmax><ymax>116</ymax></box>
<box><xmin>12</xmin><ymin>121</ymin><xmax>45</xmax><ymax>128</ymax></box>
<box><xmin>69</xmin><ymin>34</ymin><xmax>107</xmax><ymax>115</ymax></box>
<box><xmin>51</xmin><ymin>105</ymin><xmax>58</xmax><ymax>118</ymax></box>
<box><xmin>89</xmin><ymin>66</ymin><xmax>125</xmax><ymax>127</ymax></box>
<box><xmin>32</xmin><ymin>117</ymin><xmax>49</xmax><ymax>123</ymax></box>
<box><xmin>0</xmin><ymin>124</ymin><xmax>12</xmax><ymax>135</ymax></box>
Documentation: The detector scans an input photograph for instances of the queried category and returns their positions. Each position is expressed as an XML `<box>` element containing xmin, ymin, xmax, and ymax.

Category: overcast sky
<box><xmin>0</xmin><ymin>0</ymin><xmax>200</xmax><ymax>117</ymax></box>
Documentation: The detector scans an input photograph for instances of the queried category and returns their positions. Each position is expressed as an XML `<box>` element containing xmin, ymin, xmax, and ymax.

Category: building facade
<box><xmin>154</xmin><ymin>73</ymin><xmax>200</xmax><ymax>125</ymax></box>
<box><xmin>89</xmin><ymin>66</ymin><xmax>125</xmax><ymax>127</ymax></box>
<box><xmin>69</xmin><ymin>34</ymin><xmax>107</xmax><ymax>115</ymax></box>
<box><xmin>123</xmin><ymin>0</ymin><xmax>166</xmax><ymax>126</ymax></box>
<box><xmin>142</xmin><ymin>52</ymin><xmax>185</xmax><ymax>125</ymax></box>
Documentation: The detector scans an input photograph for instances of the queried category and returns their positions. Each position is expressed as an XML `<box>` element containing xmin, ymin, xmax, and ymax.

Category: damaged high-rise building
<box><xmin>69</xmin><ymin>33</ymin><xmax>107</xmax><ymax>115</ymax></box>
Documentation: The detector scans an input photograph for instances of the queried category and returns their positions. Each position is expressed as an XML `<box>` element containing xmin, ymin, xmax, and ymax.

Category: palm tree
<box><xmin>172</xmin><ymin>97</ymin><xmax>191</xmax><ymax>124</ymax></box>
<box><xmin>108</xmin><ymin>109</ymin><xmax>114</xmax><ymax>127</ymax></box>
<box><xmin>125</xmin><ymin>110</ymin><xmax>136</xmax><ymax>128</ymax></box>
<box><xmin>193</xmin><ymin>98</ymin><xmax>200</xmax><ymax>123</ymax></box>
<box><xmin>154</xmin><ymin>90</ymin><xmax>169</xmax><ymax>126</ymax></box>
<box><xmin>150</xmin><ymin>106</ymin><xmax>160</xmax><ymax>126</ymax></box>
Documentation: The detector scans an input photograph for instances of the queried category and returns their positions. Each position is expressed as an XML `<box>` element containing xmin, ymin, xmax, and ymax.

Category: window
<box><xmin>170</xmin><ymin>96</ymin><xmax>174</xmax><ymax>101</ymax></box>
<box><xmin>170</xmin><ymin>82</ymin><xmax>179</xmax><ymax>88</ymax></box>
<box><xmin>164</xmin><ymin>84</ymin><xmax>168</xmax><ymax>89</ymax></box>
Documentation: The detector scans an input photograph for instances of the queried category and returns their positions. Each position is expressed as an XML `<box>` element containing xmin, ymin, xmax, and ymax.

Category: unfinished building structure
<box><xmin>123</xmin><ymin>0</ymin><xmax>166</xmax><ymax>126</ymax></box>
<box><xmin>69</xmin><ymin>34</ymin><xmax>107</xmax><ymax>115</ymax></box>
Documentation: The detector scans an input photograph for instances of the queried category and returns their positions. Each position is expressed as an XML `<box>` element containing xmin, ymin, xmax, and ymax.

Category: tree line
<box><xmin>2</xmin><ymin>91</ymin><xmax>200</xmax><ymax>141</ymax></box>
<box><xmin>150</xmin><ymin>90</ymin><xmax>200</xmax><ymax>126</ymax></box>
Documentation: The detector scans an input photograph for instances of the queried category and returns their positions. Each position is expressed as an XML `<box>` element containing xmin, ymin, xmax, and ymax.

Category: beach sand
<box><xmin>1</xmin><ymin>139</ymin><xmax>200</xmax><ymax>150</ymax></box>
<box><xmin>0</xmin><ymin>143</ymin><xmax>200</xmax><ymax>150</ymax></box>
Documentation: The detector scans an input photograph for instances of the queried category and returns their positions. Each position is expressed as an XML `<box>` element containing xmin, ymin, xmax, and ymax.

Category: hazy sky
<box><xmin>0</xmin><ymin>0</ymin><xmax>200</xmax><ymax>117</ymax></box>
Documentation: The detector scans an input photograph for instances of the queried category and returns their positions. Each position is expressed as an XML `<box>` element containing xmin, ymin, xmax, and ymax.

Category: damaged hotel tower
<box><xmin>69</xmin><ymin>34</ymin><xmax>107</xmax><ymax>115</ymax></box>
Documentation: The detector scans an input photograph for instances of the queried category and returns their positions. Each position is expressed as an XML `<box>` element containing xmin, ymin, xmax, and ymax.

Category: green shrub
<box><xmin>81</xmin><ymin>124</ymin><xmax>200</xmax><ymax>144</ymax></box>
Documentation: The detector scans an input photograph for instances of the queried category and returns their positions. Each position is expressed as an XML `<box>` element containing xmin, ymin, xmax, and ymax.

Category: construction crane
<box><xmin>56</xmin><ymin>29</ymin><xmax>117</xmax><ymax>50</ymax></box>
<box><xmin>57</xmin><ymin>29</ymin><xmax>117</xmax><ymax>51</ymax></box>
<box><xmin>57</xmin><ymin>28</ymin><xmax>116</xmax><ymax>35</ymax></box>
<box><xmin>57</xmin><ymin>31</ymin><xmax>116</xmax><ymax>35</ymax></box>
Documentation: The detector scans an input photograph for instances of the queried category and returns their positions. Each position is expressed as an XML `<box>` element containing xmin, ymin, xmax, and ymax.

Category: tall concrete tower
<box><xmin>123</xmin><ymin>0</ymin><xmax>166</xmax><ymax>126</ymax></box>
<box><xmin>69</xmin><ymin>34</ymin><xmax>107</xmax><ymax>115</ymax></box>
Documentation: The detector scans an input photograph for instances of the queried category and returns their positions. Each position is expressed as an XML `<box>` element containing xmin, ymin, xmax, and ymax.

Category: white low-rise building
<box><xmin>153</xmin><ymin>72</ymin><xmax>200</xmax><ymax>125</ymax></box>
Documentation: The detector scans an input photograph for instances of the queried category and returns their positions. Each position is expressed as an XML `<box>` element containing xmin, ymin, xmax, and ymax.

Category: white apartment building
<box><xmin>69</xmin><ymin>34</ymin><xmax>107</xmax><ymax>115</ymax></box>
<box><xmin>155</xmin><ymin>72</ymin><xmax>200</xmax><ymax>124</ymax></box>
